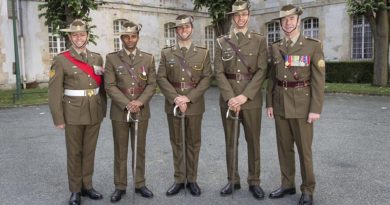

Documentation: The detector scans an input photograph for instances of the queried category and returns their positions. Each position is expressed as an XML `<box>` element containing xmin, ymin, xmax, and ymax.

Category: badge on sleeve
<box><xmin>49</xmin><ymin>69</ymin><xmax>56</xmax><ymax>79</ymax></box>
<box><xmin>317</xmin><ymin>59</ymin><xmax>325</xmax><ymax>69</ymax></box>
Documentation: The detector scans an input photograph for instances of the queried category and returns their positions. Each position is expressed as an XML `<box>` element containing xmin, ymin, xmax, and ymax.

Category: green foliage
<box><xmin>192</xmin><ymin>0</ymin><xmax>235</xmax><ymax>35</ymax></box>
<box><xmin>347</xmin><ymin>0</ymin><xmax>389</xmax><ymax>15</ymax></box>
<box><xmin>38</xmin><ymin>0</ymin><xmax>105</xmax><ymax>45</ymax></box>
<box><xmin>326</xmin><ymin>61</ymin><xmax>374</xmax><ymax>84</ymax></box>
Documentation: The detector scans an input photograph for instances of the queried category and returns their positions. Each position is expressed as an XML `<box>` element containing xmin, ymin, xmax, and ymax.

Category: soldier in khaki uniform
<box><xmin>266</xmin><ymin>5</ymin><xmax>326</xmax><ymax>205</ymax></box>
<box><xmin>48</xmin><ymin>19</ymin><xmax>106</xmax><ymax>205</ymax></box>
<box><xmin>157</xmin><ymin>15</ymin><xmax>212</xmax><ymax>196</ymax></box>
<box><xmin>104</xmin><ymin>21</ymin><xmax>156</xmax><ymax>202</ymax></box>
<box><xmin>214</xmin><ymin>0</ymin><xmax>268</xmax><ymax>199</ymax></box>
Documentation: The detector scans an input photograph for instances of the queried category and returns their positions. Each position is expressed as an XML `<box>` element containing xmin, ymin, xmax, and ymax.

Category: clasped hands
<box><xmin>126</xmin><ymin>100</ymin><xmax>143</xmax><ymax>113</ymax></box>
<box><xmin>174</xmin><ymin>95</ymin><xmax>190</xmax><ymax>113</ymax></box>
<box><xmin>228</xmin><ymin>94</ymin><xmax>248</xmax><ymax>113</ymax></box>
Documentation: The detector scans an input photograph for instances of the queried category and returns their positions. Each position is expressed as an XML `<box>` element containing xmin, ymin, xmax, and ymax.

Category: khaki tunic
<box><xmin>266</xmin><ymin>34</ymin><xmax>326</xmax><ymax>194</ymax></box>
<box><xmin>48</xmin><ymin>47</ymin><xmax>106</xmax><ymax>192</ymax></box>
<box><xmin>157</xmin><ymin>43</ymin><xmax>211</xmax><ymax>183</ymax></box>
<box><xmin>214</xmin><ymin>30</ymin><xmax>268</xmax><ymax>185</ymax></box>
<box><xmin>105</xmin><ymin>48</ymin><xmax>156</xmax><ymax>189</ymax></box>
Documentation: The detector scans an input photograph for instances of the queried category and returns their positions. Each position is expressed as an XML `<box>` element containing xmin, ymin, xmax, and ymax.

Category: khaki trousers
<box><xmin>65</xmin><ymin>123</ymin><xmax>101</xmax><ymax>192</ymax></box>
<box><xmin>274</xmin><ymin>115</ymin><xmax>315</xmax><ymax>194</ymax></box>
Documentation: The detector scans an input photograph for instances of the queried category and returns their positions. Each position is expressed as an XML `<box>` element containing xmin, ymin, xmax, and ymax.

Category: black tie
<box><xmin>181</xmin><ymin>47</ymin><xmax>187</xmax><ymax>57</ymax></box>
<box><xmin>237</xmin><ymin>32</ymin><xmax>245</xmax><ymax>44</ymax></box>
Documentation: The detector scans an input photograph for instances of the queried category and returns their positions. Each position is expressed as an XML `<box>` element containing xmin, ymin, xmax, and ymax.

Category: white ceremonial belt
<box><xmin>64</xmin><ymin>88</ymin><xmax>99</xmax><ymax>97</ymax></box>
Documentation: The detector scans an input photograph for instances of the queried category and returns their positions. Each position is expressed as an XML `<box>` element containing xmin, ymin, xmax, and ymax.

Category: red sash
<box><xmin>63</xmin><ymin>51</ymin><xmax>102</xmax><ymax>86</ymax></box>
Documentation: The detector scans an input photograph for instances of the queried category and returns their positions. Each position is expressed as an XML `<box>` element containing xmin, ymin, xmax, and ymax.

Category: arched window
<box><xmin>351</xmin><ymin>15</ymin><xmax>372</xmax><ymax>59</ymax></box>
<box><xmin>113</xmin><ymin>19</ymin><xmax>128</xmax><ymax>51</ymax></box>
<box><xmin>205</xmin><ymin>25</ymin><xmax>215</xmax><ymax>62</ymax></box>
<box><xmin>266</xmin><ymin>21</ymin><xmax>280</xmax><ymax>45</ymax></box>
<box><xmin>164</xmin><ymin>22</ymin><xmax>176</xmax><ymax>46</ymax></box>
<box><xmin>48</xmin><ymin>25</ymin><xmax>66</xmax><ymax>58</ymax></box>
<box><xmin>302</xmin><ymin>17</ymin><xmax>319</xmax><ymax>39</ymax></box>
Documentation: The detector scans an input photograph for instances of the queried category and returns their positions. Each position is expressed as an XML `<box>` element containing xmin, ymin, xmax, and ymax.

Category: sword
<box><xmin>127</xmin><ymin>111</ymin><xmax>139</xmax><ymax>201</ymax></box>
<box><xmin>226</xmin><ymin>109</ymin><xmax>240</xmax><ymax>198</ymax></box>
<box><xmin>173</xmin><ymin>105</ymin><xmax>186</xmax><ymax>196</ymax></box>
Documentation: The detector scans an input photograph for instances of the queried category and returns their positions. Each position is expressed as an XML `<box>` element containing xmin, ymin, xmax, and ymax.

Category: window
<box><xmin>113</xmin><ymin>19</ymin><xmax>128</xmax><ymax>51</ymax></box>
<box><xmin>205</xmin><ymin>25</ymin><xmax>215</xmax><ymax>62</ymax></box>
<box><xmin>164</xmin><ymin>22</ymin><xmax>176</xmax><ymax>46</ymax></box>
<box><xmin>48</xmin><ymin>25</ymin><xmax>66</xmax><ymax>58</ymax></box>
<box><xmin>302</xmin><ymin>17</ymin><xmax>319</xmax><ymax>39</ymax></box>
<box><xmin>267</xmin><ymin>21</ymin><xmax>280</xmax><ymax>45</ymax></box>
<box><xmin>351</xmin><ymin>15</ymin><xmax>372</xmax><ymax>59</ymax></box>
<box><xmin>8</xmin><ymin>0</ymin><xmax>14</xmax><ymax>18</ymax></box>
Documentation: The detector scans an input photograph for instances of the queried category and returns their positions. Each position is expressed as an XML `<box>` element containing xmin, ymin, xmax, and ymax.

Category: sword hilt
<box><xmin>173</xmin><ymin>105</ymin><xmax>185</xmax><ymax>118</ymax></box>
<box><xmin>226</xmin><ymin>109</ymin><xmax>239</xmax><ymax>120</ymax></box>
<box><xmin>127</xmin><ymin>111</ymin><xmax>140</xmax><ymax>122</ymax></box>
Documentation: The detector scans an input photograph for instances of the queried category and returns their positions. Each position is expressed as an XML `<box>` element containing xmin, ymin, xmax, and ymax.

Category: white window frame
<box><xmin>351</xmin><ymin>15</ymin><xmax>373</xmax><ymax>60</ymax></box>
<box><xmin>48</xmin><ymin>25</ymin><xmax>66</xmax><ymax>58</ymax></box>
<box><xmin>302</xmin><ymin>17</ymin><xmax>319</xmax><ymax>39</ymax></box>
<box><xmin>113</xmin><ymin>19</ymin><xmax>128</xmax><ymax>51</ymax></box>
<box><xmin>164</xmin><ymin>22</ymin><xmax>176</xmax><ymax>46</ymax></box>
<box><xmin>266</xmin><ymin>21</ymin><xmax>280</xmax><ymax>45</ymax></box>
<box><xmin>205</xmin><ymin>25</ymin><xmax>215</xmax><ymax>63</ymax></box>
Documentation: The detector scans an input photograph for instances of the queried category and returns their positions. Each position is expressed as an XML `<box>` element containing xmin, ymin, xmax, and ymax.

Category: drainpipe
<box><xmin>12</xmin><ymin>0</ymin><xmax>21</xmax><ymax>99</ymax></box>
<box><xmin>18</xmin><ymin>0</ymin><xmax>26</xmax><ymax>88</ymax></box>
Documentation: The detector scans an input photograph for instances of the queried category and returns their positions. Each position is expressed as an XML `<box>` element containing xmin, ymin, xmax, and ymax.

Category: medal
<box><xmin>141</xmin><ymin>66</ymin><xmax>146</xmax><ymax>76</ymax></box>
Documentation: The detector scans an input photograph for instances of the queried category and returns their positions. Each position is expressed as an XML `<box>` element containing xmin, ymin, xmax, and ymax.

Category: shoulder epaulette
<box><xmin>304</xmin><ymin>36</ymin><xmax>321</xmax><ymax>42</ymax></box>
<box><xmin>58</xmin><ymin>50</ymin><xmax>69</xmax><ymax>55</ymax></box>
<box><xmin>141</xmin><ymin>51</ymin><xmax>152</xmax><ymax>56</ymax></box>
<box><xmin>250</xmin><ymin>31</ymin><xmax>263</xmax><ymax>36</ymax></box>
<box><xmin>272</xmin><ymin>39</ymin><xmax>282</xmax><ymax>44</ymax></box>
<box><xmin>89</xmin><ymin>51</ymin><xmax>102</xmax><ymax>56</ymax></box>
<box><xmin>107</xmin><ymin>51</ymin><xmax>118</xmax><ymax>55</ymax></box>
<box><xmin>163</xmin><ymin>45</ymin><xmax>174</xmax><ymax>50</ymax></box>
<box><xmin>195</xmin><ymin>45</ymin><xmax>207</xmax><ymax>49</ymax></box>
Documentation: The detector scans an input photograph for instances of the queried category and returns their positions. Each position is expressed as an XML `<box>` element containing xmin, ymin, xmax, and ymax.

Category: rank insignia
<box><xmin>49</xmin><ymin>69</ymin><xmax>56</xmax><ymax>79</ymax></box>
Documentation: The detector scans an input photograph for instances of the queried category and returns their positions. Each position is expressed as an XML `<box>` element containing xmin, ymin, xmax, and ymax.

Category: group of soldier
<box><xmin>48</xmin><ymin>1</ymin><xmax>325</xmax><ymax>205</ymax></box>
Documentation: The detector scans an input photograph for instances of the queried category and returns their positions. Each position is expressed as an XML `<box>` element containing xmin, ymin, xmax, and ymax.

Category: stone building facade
<box><xmin>0</xmin><ymin>0</ymin><xmax>377</xmax><ymax>89</ymax></box>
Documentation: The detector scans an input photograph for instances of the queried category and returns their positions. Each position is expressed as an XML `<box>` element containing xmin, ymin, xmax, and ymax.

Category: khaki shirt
<box><xmin>266</xmin><ymin>34</ymin><xmax>326</xmax><ymax>118</ymax></box>
<box><xmin>104</xmin><ymin>48</ymin><xmax>157</xmax><ymax>121</ymax></box>
<box><xmin>157</xmin><ymin>43</ymin><xmax>212</xmax><ymax>115</ymax></box>
<box><xmin>214</xmin><ymin>30</ymin><xmax>268</xmax><ymax>109</ymax></box>
<box><xmin>48</xmin><ymin>47</ymin><xmax>107</xmax><ymax>125</ymax></box>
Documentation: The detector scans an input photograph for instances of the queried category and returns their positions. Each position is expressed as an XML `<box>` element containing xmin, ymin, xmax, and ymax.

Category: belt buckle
<box><xmin>282</xmin><ymin>80</ymin><xmax>288</xmax><ymax>88</ymax></box>
<box><xmin>86</xmin><ymin>89</ymin><xmax>94</xmax><ymax>97</ymax></box>
<box><xmin>129</xmin><ymin>88</ymin><xmax>135</xmax><ymax>96</ymax></box>
<box><xmin>180</xmin><ymin>82</ymin><xmax>185</xmax><ymax>91</ymax></box>
<box><xmin>236</xmin><ymin>73</ymin><xmax>241</xmax><ymax>81</ymax></box>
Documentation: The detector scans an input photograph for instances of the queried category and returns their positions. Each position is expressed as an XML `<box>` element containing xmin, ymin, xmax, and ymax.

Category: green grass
<box><xmin>0</xmin><ymin>83</ymin><xmax>389</xmax><ymax>107</ymax></box>
<box><xmin>325</xmin><ymin>83</ymin><xmax>390</xmax><ymax>96</ymax></box>
<box><xmin>0</xmin><ymin>88</ymin><xmax>48</xmax><ymax>107</ymax></box>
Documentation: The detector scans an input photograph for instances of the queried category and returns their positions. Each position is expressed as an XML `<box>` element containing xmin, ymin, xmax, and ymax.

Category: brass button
<box><xmin>181</xmin><ymin>78</ymin><xmax>185</xmax><ymax>80</ymax></box>
<box><xmin>237</xmin><ymin>70</ymin><xmax>241</xmax><ymax>73</ymax></box>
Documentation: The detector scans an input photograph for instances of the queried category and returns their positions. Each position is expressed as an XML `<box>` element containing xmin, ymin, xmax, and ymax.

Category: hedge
<box><xmin>325</xmin><ymin>61</ymin><xmax>373</xmax><ymax>83</ymax></box>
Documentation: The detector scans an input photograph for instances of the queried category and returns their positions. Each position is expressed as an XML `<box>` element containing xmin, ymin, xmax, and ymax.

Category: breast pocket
<box><xmin>116</xmin><ymin>66</ymin><xmax>127</xmax><ymax>75</ymax></box>
<box><xmin>189</xmin><ymin>62</ymin><xmax>203</xmax><ymax>82</ymax></box>
<box><xmin>222</xmin><ymin>49</ymin><xmax>235</xmax><ymax>61</ymax></box>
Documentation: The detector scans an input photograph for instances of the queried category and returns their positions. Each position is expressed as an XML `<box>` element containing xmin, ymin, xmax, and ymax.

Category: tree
<box><xmin>193</xmin><ymin>0</ymin><xmax>236</xmax><ymax>36</ymax></box>
<box><xmin>347</xmin><ymin>0</ymin><xmax>389</xmax><ymax>86</ymax></box>
<box><xmin>38</xmin><ymin>0</ymin><xmax>105</xmax><ymax>45</ymax></box>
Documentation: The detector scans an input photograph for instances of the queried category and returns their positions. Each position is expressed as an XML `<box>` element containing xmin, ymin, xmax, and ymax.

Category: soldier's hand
<box><xmin>307</xmin><ymin>112</ymin><xmax>320</xmax><ymax>123</ymax></box>
<box><xmin>235</xmin><ymin>94</ymin><xmax>248</xmax><ymax>105</ymax></box>
<box><xmin>267</xmin><ymin>107</ymin><xmax>274</xmax><ymax>119</ymax></box>
<box><xmin>179</xmin><ymin>103</ymin><xmax>187</xmax><ymax>113</ymax></box>
<box><xmin>56</xmin><ymin>124</ymin><xmax>65</xmax><ymax>129</ymax></box>
<box><xmin>175</xmin><ymin>95</ymin><xmax>190</xmax><ymax>105</ymax></box>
